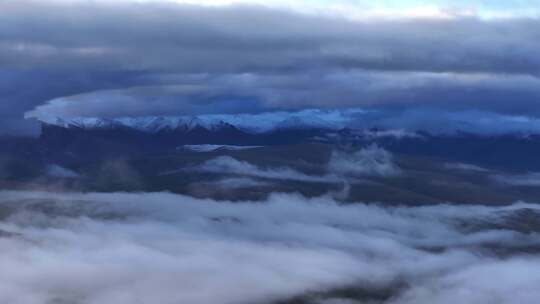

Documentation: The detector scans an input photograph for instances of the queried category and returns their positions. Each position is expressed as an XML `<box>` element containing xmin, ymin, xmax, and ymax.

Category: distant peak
<box><xmin>37</xmin><ymin>109</ymin><xmax>361</xmax><ymax>134</ymax></box>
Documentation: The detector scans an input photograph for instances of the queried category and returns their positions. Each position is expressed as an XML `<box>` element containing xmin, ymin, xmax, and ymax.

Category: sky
<box><xmin>2</xmin><ymin>0</ymin><xmax>540</xmax><ymax>135</ymax></box>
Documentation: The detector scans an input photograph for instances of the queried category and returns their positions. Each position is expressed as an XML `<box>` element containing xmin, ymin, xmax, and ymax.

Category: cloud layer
<box><xmin>0</xmin><ymin>190</ymin><xmax>539</xmax><ymax>303</ymax></box>
<box><xmin>4</xmin><ymin>1</ymin><xmax>540</xmax><ymax>74</ymax></box>
<box><xmin>2</xmin><ymin>0</ymin><xmax>540</xmax><ymax>134</ymax></box>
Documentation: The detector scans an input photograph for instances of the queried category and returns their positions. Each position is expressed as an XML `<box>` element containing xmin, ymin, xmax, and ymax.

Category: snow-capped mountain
<box><xmin>39</xmin><ymin>109</ymin><xmax>367</xmax><ymax>134</ymax></box>
<box><xmin>34</xmin><ymin>107</ymin><xmax>540</xmax><ymax>137</ymax></box>
<box><xmin>32</xmin><ymin>107</ymin><xmax>540</xmax><ymax>173</ymax></box>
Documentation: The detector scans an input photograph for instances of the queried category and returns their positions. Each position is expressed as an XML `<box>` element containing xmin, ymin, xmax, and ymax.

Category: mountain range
<box><xmin>2</xmin><ymin>111</ymin><xmax>540</xmax><ymax>204</ymax></box>
<box><xmin>35</xmin><ymin>113</ymin><xmax>540</xmax><ymax>171</ymax></box>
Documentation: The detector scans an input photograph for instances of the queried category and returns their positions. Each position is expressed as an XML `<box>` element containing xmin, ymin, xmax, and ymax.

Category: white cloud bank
<box><xmin>0</xmin><ymin>191</ymin><xmax>539</xmax><ymax>304</ymax></box>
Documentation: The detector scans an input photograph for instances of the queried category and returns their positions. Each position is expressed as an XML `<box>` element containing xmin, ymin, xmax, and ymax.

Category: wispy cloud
<box><xmin>444</xmin><ymin>162</ymin><xmax>491</xmax><ymax>172</ymax></box>
<box><xmin>329</xmin><ymin>144</ymin><xmax>402</xmax><ymax>177</ymax></box>
<box><xmin>491</xmin><ymin>172</ymin><xmax>540</xmax><ymax>187</ymax></box>
<box><xmin>46</xmin><ymin>164</ymin><xmax>79</xmax><ymax>178</ymax></box>
<box><xmin>185</xmin><ymin>145</ymin><xmax>401</xmax><ymax>184</ymax></box>
<box><xmin>194</xmin><ymin>156</ymin><xmax>336</xmax><ymax>182</ymax></box>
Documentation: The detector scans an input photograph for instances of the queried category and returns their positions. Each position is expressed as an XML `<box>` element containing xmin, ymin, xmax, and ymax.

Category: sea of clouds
<box><xmin>0</xmin><ymin>190</ymin><xmax>539</xmax><ymax>304</ymax></box>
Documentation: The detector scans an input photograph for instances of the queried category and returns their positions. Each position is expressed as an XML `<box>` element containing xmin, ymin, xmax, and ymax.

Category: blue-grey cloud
<box><xmin>25</xmin><ymin>71</ymin><xmax>540</xmax><ymax>118</ymax></box>
<box><xmin>3</xmin><ymin>1</ymin><xmax>540</xmax><ymax>74</ymax></box>
<box><xmin>3</xmin><ymin>0</ymin><xmax>540</xmax><ymax>134</ymax></box>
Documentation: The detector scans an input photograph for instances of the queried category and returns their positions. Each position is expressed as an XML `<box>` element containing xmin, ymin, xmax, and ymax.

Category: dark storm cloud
<box><xmin>2</xmin><ymin>1</ymin><xmax>540</xmax><ymax>75</ymax></box>
<box><xmin>26</xmin><ymin>71</ymin><xmax>540</xmax><ymax>122</ymax></box>
<box><xmin>2</xmin><ymin>0</ymin><xmax>540</xmax><ymax>134</ymax></box>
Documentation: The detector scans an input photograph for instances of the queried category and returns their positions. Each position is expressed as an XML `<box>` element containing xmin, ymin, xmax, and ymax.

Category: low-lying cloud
<box><xmin>329</xmin><ymin>144</ymin><xmax>401</xmax><ymax>177</ymax></box>
<box><xmin>189</xmin><ymin>145</ymin><xmax>401</xmax><ymax>184</ymax></box>
<box><xmin>46</xmin><ymin>164</ymin><xmax>80</xmax><ymax>178</ymax></box>
<box><xmin>444</xmin><ymin>162</ymin><xmax>492</xmax><ymax>172</ymax></box>
<box><xmin>203</xmin><ymin>177</ymin><xmax>271</xmax><ymax>189</ymax></box>
<box><xmin>0</xmin><ymin>191</ymin><xmax>539</xmax><ymax>304</ymax></box>
<box><xmin>491</xmin><ymin>172</ymin><xmax>540</xmax><ymax>187</ymax></box>
<box><xmin>195</xmin><ymin>156</ymin><xmax>335</xmax><ymax>182</ymax></box>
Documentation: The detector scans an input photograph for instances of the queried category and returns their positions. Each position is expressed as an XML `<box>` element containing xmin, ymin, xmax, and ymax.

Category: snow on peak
<box><xmin>39</xmin><ymin>109</ymin><xmax>368</xmax><ymax>134</ymax></box>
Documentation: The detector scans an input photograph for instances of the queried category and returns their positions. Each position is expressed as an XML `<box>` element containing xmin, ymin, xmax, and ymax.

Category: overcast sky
<box><xmin>2</xmin><ymin>0</ymin><xmax>540</xmax><ymax>135</ymax></box>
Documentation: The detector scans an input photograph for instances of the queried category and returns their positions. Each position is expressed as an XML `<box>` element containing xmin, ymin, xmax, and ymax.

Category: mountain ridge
<box><xmin>36</xmin><ymin>109</ymin><xmax>363</xmax><ymax>135</ymax></box>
